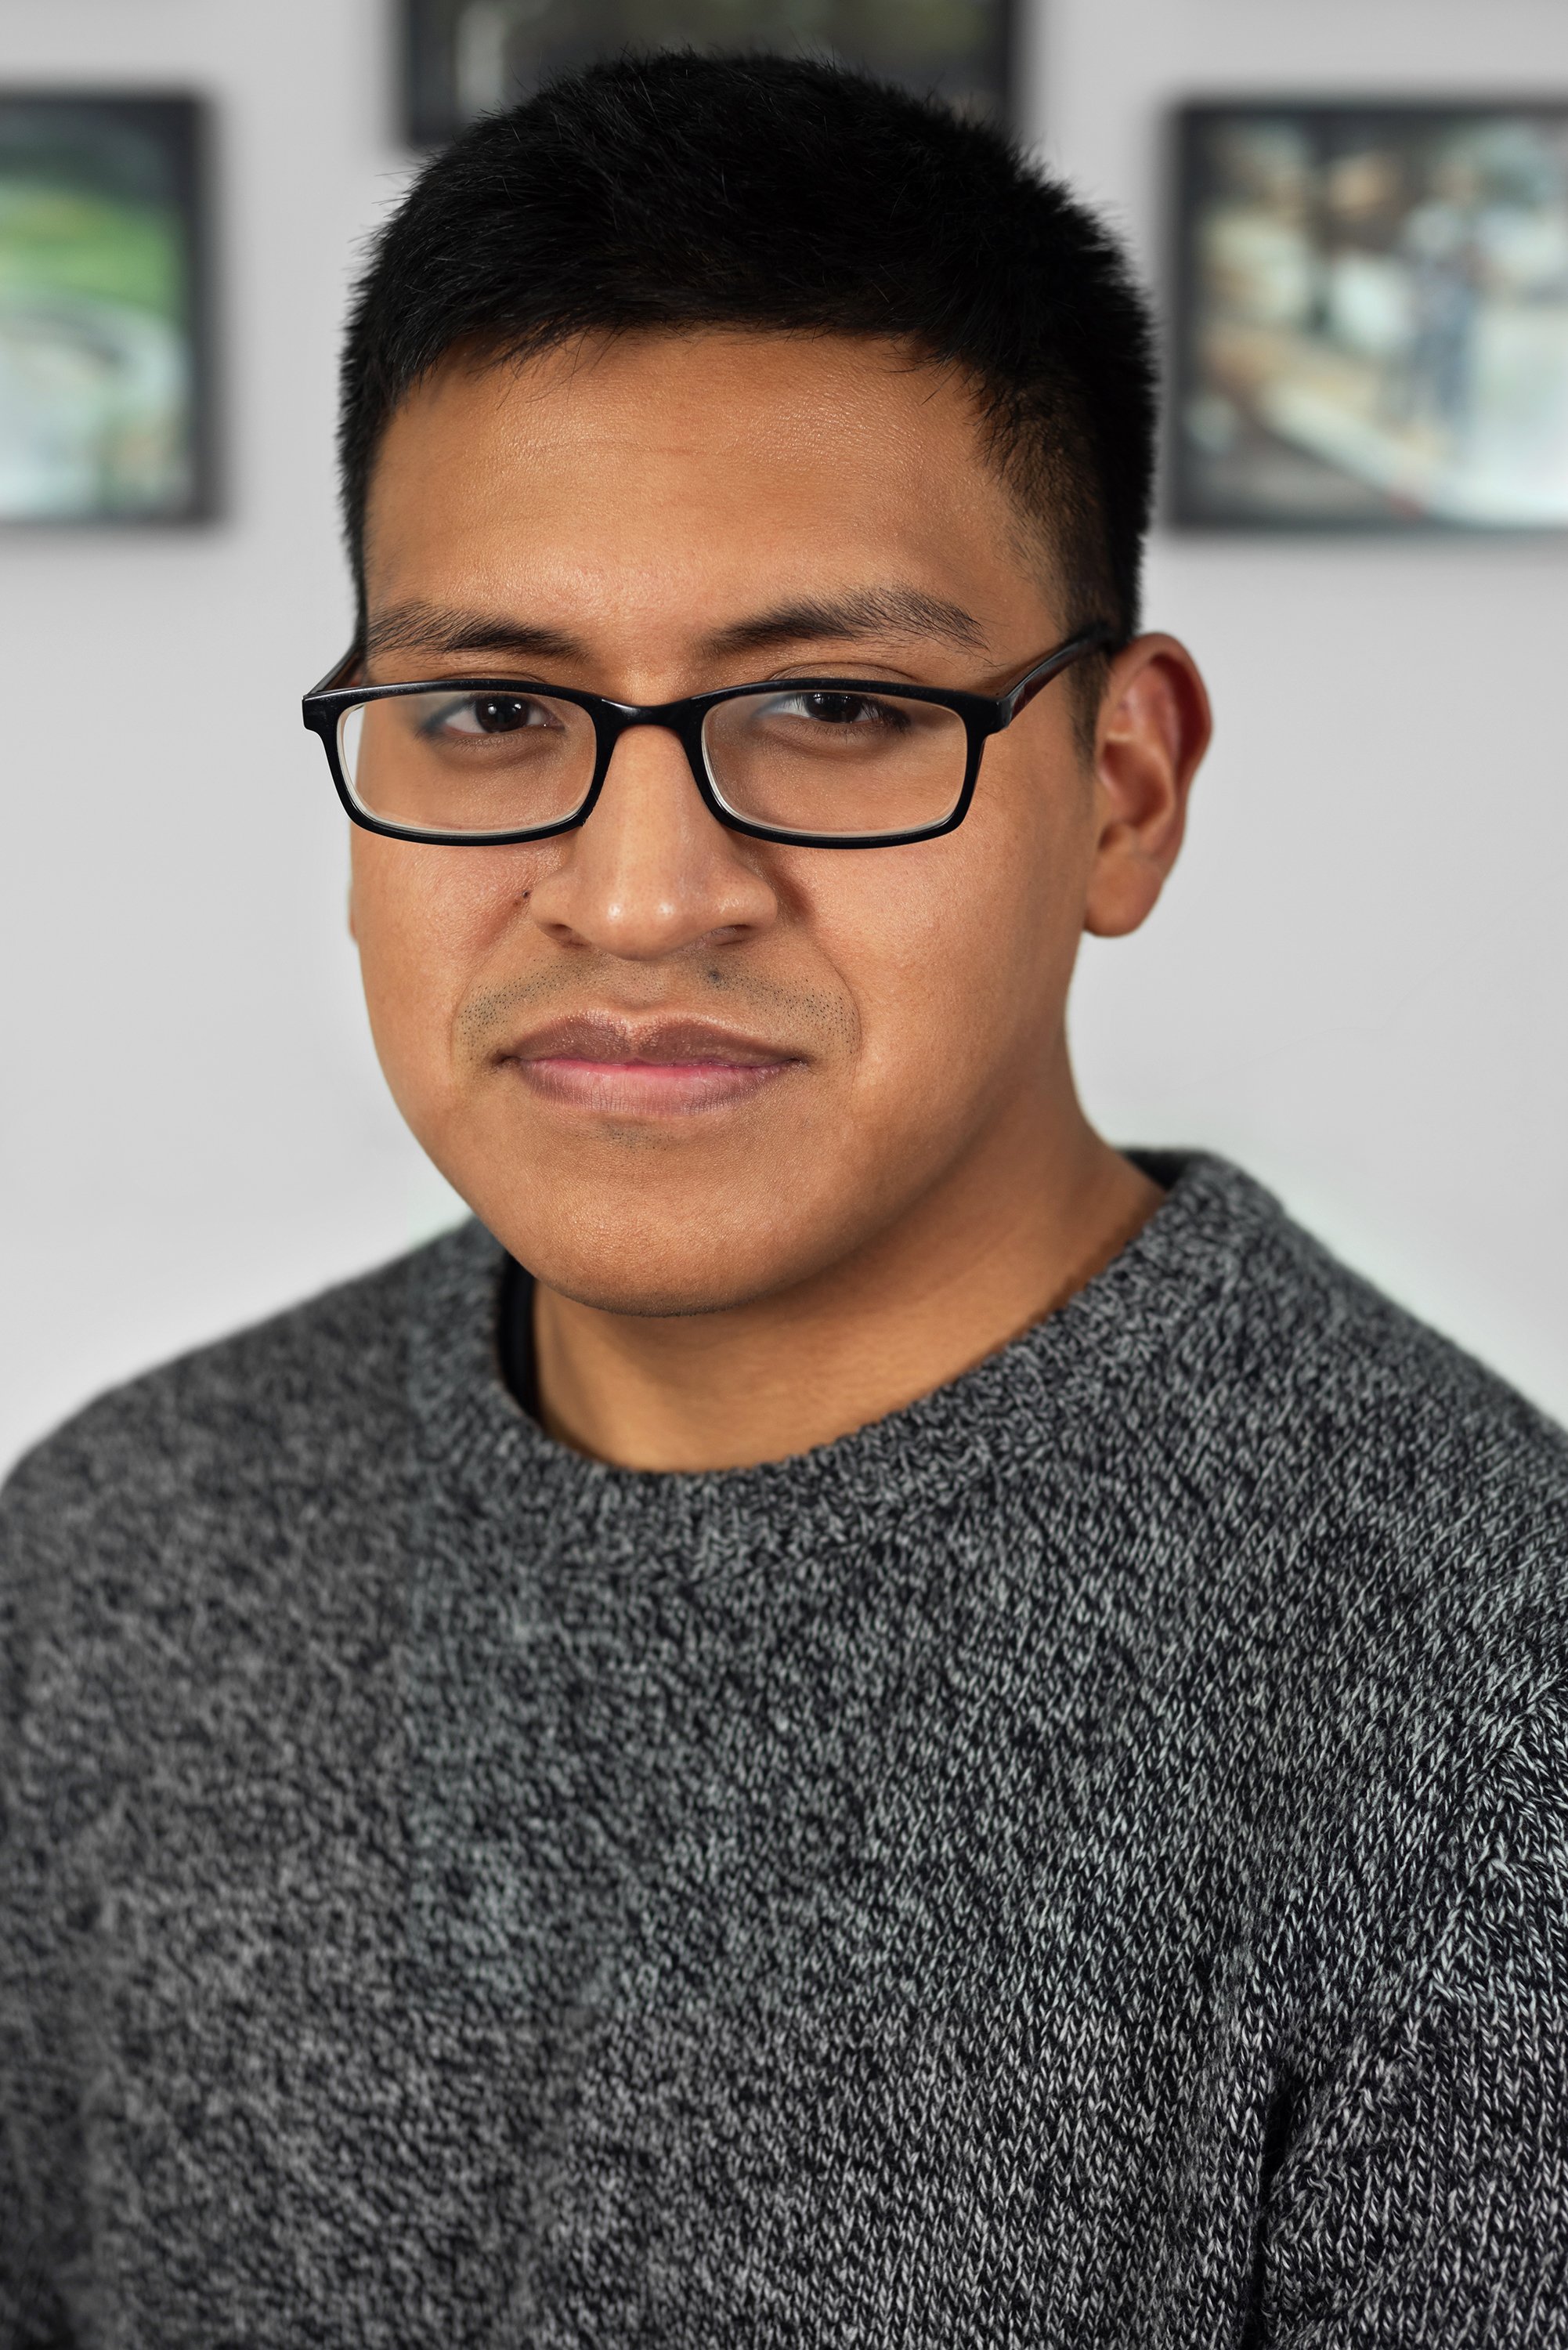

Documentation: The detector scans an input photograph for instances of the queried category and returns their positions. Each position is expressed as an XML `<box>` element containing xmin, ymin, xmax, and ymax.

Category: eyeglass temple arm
<box><xmin>303</xmin><ymin>646</ymin><xmax>363</xmax><ymax>703</ymax></box>
<box><xmin>1000</xmin><ymin>624</ymin><xmax>1117</xmax><ymax>723</ymax></box>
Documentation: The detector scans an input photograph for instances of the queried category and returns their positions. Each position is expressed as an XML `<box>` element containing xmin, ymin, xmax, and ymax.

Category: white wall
<box><xmin>0</xmin><ymin>0</ymin><xmax>444</xmax><ymax>1476</ymax></box>
<box><xmin>1</xmin><ymin>0</ymin><xmax>1565</xmax><ymax>1474</ymax></box>
<box><xmin>1049</xmin><ymin>0</ymin><xmax>1568</xmax><ymax>1423</ymax></box>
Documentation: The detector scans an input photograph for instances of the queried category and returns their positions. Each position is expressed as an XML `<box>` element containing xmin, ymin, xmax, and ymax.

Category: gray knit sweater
<box><xmin>3</xmin><ymin>1153</ymin><xmax>1568</xmax><ymax>2346</ymax></box>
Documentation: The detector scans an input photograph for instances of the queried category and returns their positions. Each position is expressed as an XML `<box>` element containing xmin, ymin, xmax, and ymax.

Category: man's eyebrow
<box><xmin>362</xmin><ymin>602</ymin><xmax>585</xmax><ymax>663</ymax></box>
<box><xmin>703</xmin><ymin>586</ymin><xmax>988</xmax><ymax>660</ymax></box>
<box><xmin>361</xmin><ymin>585</ymin><xmax>988</xmax><ymax>670</ymax></box>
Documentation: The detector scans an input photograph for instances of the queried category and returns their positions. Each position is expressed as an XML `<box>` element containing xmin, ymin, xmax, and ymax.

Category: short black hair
<box><xmin>341</xmin><ymin>52</ymin><xmax>1157</xmax><ymax>651</ymax></box>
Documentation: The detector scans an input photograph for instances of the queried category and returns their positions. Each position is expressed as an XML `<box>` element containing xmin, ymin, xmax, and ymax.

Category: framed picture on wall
<box><xmin>1171</xmin><ymin>100</ymin><xmax>1568</xmax><ymax>530</ymax></box>
<box><xmin>0</xmin><ymin>92</ymin><xmax>214</xmax><ymax>526</ymax></box>
<box><xmin>403</xmin><ymin>0</ymin><xmax>1013</xmax><ymax>150</ymax></box>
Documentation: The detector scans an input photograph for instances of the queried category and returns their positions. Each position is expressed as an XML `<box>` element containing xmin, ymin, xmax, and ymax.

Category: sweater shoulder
<box><xmin>1157</xmin><ymin>1164</ymin><xmax>1568</xmax><ymax>1659</ymax></box>
<box><xmin>0</xmin><ymin>1218</ymin><xmax>498</xmax><ymax>1539</ymax></box>
<box><xmin>1231</xmin><ymin>1177</ymin><xmax>1566</xmax><ymax>1496</ymax></box>
<box><xmin>0</xmin><ymin>1222</ymin><xmax>502</xmax><ymax>1758</ymax></box>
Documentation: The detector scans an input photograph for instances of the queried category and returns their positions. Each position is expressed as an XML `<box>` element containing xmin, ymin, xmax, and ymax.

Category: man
<box><xmin>3</xmin><ymin>52</ymin><xmax>1566</xmax><ymax>2346</ymax></box>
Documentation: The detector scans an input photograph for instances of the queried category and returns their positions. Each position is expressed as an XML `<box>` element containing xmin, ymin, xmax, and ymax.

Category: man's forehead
<box><xmin>412</xmin><ymin>324</ymin><xmax>978</xmax><ymax>430</ymax></box>
<box><xmin>368</xmin><ymin>327</ymin><xmax>1003</xmax><ymax>530</ymax></box>
<box><xmin>362</xmin><ymin>331</ymin><xmax>1053</xmax><ymax>640</ymax></box>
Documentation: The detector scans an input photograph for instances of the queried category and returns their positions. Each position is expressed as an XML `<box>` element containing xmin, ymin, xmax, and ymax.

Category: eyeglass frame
<box><xmin>300</xmin><ymin>621</ymin><xmax>1115</xmax><ymax>852</ymax></box>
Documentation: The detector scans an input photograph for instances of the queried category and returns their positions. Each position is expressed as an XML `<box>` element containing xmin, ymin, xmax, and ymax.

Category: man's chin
<box><xmin>536</xmin><ymin>1276</ymin><xmax>766</xmax><ymax>1320</ymax></box>
<box><xmin>427</xmin><ymin>1120</ymin><xmax>914</xmax><ymax>1321</ymax></box>
<box><xmin>509</xmin><ymin>1245</ymin><xmax>811</xmax><ymax>1321</ymax></box>
<box><xmin>484</xmin><ymin>1202</ymin><xmax>865</xmax><ymax>1322</ymax></box>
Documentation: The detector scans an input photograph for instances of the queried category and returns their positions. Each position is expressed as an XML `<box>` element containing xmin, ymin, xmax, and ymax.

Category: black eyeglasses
<box><xmin>300</xmin><ymin>624</ymin><xmax>1113</xmax><ymax>851</ymax></box>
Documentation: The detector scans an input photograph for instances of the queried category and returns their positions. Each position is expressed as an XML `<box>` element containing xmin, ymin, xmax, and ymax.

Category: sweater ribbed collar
<box><xmin>406</xmin><ymin>1151</ymin><xmax>1277</xmax><ymax>1578</ymax></box>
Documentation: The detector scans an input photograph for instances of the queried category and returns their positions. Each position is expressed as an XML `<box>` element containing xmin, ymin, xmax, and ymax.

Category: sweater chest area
<box><xmin>8</xmin><ymin>1472</ymin><xmax>1313</xmax><ymax>2349</ymax></box>
<box><xmin>21</xmin><ymin>1677</ymin><xmax>1278</xmax><ymax>2350</ymax></box>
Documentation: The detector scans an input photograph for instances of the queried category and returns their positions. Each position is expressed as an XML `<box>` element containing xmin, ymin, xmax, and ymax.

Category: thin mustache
<box><xmin>501</xmin><ymin>1013</ymin><xmax>801</xmax><ymax>1066</ymax></box>
<box><xmin>457</xmin><ymin>967</ymin><xmax>860</xmax><ymax>1060</ymax></box>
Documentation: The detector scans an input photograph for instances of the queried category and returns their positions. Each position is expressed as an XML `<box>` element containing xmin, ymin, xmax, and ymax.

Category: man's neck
<box><xmin>529</xmin><ymin>1087</ymin><xmax>1162</xmax><ymax>1473</ymax></box>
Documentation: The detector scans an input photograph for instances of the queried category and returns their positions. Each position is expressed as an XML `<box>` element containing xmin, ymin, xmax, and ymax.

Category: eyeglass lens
<box><xmin>338</xmin><ymin>685</ymin><xmax>970</xmax><ymax>841</ymax></box>
<box><xmin>340</xmin><ymin>691</ymin><xmax>596</xmax><ymax>836</ymax></box>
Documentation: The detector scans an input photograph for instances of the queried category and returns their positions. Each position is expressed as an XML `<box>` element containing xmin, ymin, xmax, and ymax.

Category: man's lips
<box><xmin>498</xmin><ymin>1014</ymin><xmax>804</xmax><ymax>1114</ymax></box>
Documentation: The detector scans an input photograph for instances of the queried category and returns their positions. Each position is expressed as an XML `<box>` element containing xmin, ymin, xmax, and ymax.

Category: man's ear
<box><xmin>1082</xmin><ymin>634</ymin><xmax>1212</xmax><ymax>940</ymax></box>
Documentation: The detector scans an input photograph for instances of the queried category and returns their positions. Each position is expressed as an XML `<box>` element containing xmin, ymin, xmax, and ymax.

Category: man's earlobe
<box><xmin>1082</xmin><ymin>634</ymin><xmax>1212</xmax><ymax>941</ymax></box>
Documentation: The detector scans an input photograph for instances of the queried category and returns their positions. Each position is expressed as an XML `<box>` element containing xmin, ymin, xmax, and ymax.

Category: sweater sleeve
<box><xmin>0</xmin><ymin>1455</ymin><xmax>83</xmax><ymax>2350</ymax></box>
<box><xmin>0</xmin><ymin>2129</ymin><xmax>74</xmax><ymax>2350</ymax></box>
<box><xmin>1258</xmin><ymin>1681</ymin><xmax>1568</xmax><ymax>2345</ymax></box>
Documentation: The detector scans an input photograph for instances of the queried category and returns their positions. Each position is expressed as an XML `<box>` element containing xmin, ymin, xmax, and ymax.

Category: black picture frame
<box><xmin>1169</xmin><ymin>98</ymin><xmax>1568</xmax><ymax>533</ymax></box>
<box><xmin>0</xmin><ymin>90</ymin><xmax>215</xmax><ymax>526</ymax></box>
<box><xmin>402</xmin><ymin>0</ymin><xmax>1015</xmax><ymax>150</ymax></box>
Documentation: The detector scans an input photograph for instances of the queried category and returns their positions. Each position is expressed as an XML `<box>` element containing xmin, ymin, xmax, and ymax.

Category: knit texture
<box><xmin>2</xmin><ymin>1153</ymin><xmax>1567</xmax><ymax>2345</ymax></box>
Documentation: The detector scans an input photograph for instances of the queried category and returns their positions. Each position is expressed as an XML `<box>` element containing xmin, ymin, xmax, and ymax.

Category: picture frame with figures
<box><xmin>1172</xmin><ymin>99</ymin><xmax>1568</xmax><ymax>530</ymax></box>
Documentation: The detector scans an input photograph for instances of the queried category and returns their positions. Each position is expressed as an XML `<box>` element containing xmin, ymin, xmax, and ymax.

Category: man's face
<box><xmin>352</xmin><ymin>331</ymin><xmax>1125</xmax><ymax>1314</ymax></box>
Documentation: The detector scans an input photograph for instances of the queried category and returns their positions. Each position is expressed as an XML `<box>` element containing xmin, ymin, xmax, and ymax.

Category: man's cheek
<box><xmin>353</xmin><ymin>920</ymin><xmax>461</xmax><ymax>1120</ymax></box>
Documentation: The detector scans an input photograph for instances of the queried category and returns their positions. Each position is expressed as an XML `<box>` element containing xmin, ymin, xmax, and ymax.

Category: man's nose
<box><xmin>523</xmin><ymin>721</ymin><xmax>780</xmax><ymax>960</ymax></box>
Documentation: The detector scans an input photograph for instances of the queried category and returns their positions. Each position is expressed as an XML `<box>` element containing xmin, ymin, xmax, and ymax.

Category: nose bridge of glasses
<box><xmin>591</xmin><ymin>694</ymin><xmax>713</xmax><ymax>790</ymax></box>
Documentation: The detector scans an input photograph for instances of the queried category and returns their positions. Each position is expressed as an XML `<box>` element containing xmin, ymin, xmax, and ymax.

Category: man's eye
<box><xmin>424</xmin><ymin>694</ymin><xmax>550</xmax><ymax>738</ymax></box>
<box><xmin>773</xmin><ymin>691</ymin><xmax>905</xmax><ymax>728</ymax></box>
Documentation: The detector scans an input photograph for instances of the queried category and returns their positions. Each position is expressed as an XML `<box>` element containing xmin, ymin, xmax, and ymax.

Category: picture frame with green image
<box><xmin>403</xmin><ymin>0</ymin><xmax>1013</xmax><ymax>149</ymax></box>
<box><xmin>0</xmin><ymin>92</ymin><xmax>215</xmax><ymax>526</ymax></box>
